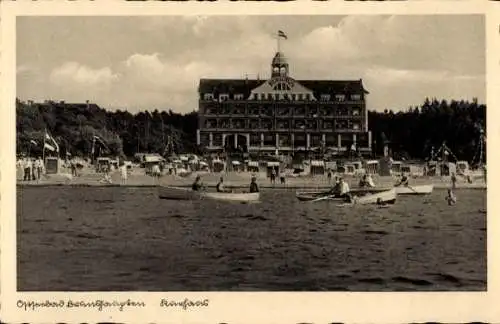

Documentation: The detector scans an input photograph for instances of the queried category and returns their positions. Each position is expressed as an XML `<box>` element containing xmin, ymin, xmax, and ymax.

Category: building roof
<box><xmin>199</xmin><ymin>78</ymin><xmax>369</xmax><ymax>98</ymax></box>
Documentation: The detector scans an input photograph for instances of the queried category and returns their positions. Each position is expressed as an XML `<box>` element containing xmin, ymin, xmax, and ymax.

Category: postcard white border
<box><xmin>1</xmin><ymin>2</ymin><xmax>499</xmax><ymax>323</ymax></box>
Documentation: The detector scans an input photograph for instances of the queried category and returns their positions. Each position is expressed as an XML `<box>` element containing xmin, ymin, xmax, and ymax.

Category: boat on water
<box><xmin>394</xmin><ymin>184</ymin><xmax>433</xmax><ymax>195</ymax></box>
<box><xmin>295</xmin><ymin>188</ymin><xmax>396</xmax><ymax>205</ymax></box>
<box><xmin>158</xmin><ymin>186</ymin><xmax>260</xmax><ymax>202</ymax></box>
<box><xmin>353</xmin><ymin>188</ymin><xmax>396</xmax><ymax>205</ymax></box>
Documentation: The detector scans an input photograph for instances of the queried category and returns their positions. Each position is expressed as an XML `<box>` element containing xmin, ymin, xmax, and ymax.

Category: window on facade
<box><xmin>272</xmin><ymin>82</ymin><xmax>292</xmax><ymax>91</ymax></box>
<box><xmin>291</xmin><ymin>94</ymin><xmax>296</xmax><ymax>101</ymax></box>
<box><xmin>268</xmin><ymin>93</ymin><xmax>273</xmax><ymax>100</ymax></box>
<box><xmin>352</xmin><ymin>108</ymin><xmax>360</xmax><ymax>116</ymax></box>
<box><xmin>298</xmin><ymin>94</ymin><xmax>304</xmax><ymax>100</ymax></box>
<box><xmin>219</xmin><ymin>94</ymin><xmax>229</xmax><ymax>101</ymax></box>
<box><xmin>275</xmin><ymin>93</ymin><xmax>280</xmax><ymax>100</ymax></box>
<box><xmin>305</xmin><ymin>94</ymin><xmax>311</xmax><ymax>101</ymax></box>
<box><xmin>234</xmin><ymin>94</ymin><xmax>244</xmax><ymax>100</ymax></box>
<box><xmin>204</xmin><ymin>93</ymin><xmax>213</xmax><ymax>100</ymax></box>
<box><xmin>321</xmin><ymin>94</ymin><xmax>331</xmax><ymax>101</ymax></box>
<box><xmin>253</xmin><ymin>93</ymin><xmax>258</xmax><ymax>100</ymax></box>
<box><xmin>351</xmin><ymin>94</ymin><xmax>362</xmax><ymax>101</ymax></box>
<box><xmin>335</xmin><ymin>94</ymin><xmax>345</xmax><ymax>102</ymax></box>
<box><xmin>353</xmin><ymin>123</ymin><xmax>360</xmax><ymax>130</ymax></box>
<box><xmin>260</xmin><ymin>94</ymin><xmax>266</xmax><ymax>100</ymax></box>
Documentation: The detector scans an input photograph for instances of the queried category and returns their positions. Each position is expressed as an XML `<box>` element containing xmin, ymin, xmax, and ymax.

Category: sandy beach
<box><xmin>17</xmin><ymin>165</ymin><xmax>487</xmax><ymax>190</ymax></box>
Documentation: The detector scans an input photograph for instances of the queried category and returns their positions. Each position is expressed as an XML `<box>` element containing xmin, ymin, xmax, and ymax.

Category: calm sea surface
<box><xmin>17</xmin><ymin>187</ymin><xmax>486</xmax><ymax>291</ymax></box>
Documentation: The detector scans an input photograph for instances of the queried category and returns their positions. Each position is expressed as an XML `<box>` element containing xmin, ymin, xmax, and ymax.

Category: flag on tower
<box><xmin>278</xmin><ymin>30</ymin><xmax>288</xmax><ymax>39</ymax></box>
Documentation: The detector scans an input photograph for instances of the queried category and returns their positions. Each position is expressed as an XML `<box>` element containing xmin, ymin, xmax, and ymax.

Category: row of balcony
<box><xmin>200</xmin><ymin>128</ymin><xmax>365</xmax><ymax>133</ymax></box>
<box><xmin>202</xmin><ymin>114</ymin><xmax>363</xmax><ymax>119</ymax></box>
<box><xmin>199</xmin><ymin>99</ymin><xmax>365</xmax><ymax>104</ymax></box>
<box><xmin>201</xmin><ymin>108</ymin><xmax>364</xmax><ymax>116</ymax></box>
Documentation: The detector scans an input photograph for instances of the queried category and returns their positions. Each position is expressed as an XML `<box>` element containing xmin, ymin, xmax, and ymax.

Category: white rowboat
<box><xmin>158</xmin><ymin>186</ymin><xmax>260</xmax><ymax>202</ymax></box>
<box><xmin>353</xmin><ymin>188</ymin><xmax>396</xmax><ymax>205</ymax></box>
<box><xmin>203</xmin><ymin>191</ymin><xmax>260</xmax><ymax>202</ymax></box>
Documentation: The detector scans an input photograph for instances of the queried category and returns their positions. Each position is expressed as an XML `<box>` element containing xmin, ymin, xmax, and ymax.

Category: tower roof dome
<box><xmin>272</xmin><ymin>52</ymin><xmax>288</xmax><ymax>66</ymax></box>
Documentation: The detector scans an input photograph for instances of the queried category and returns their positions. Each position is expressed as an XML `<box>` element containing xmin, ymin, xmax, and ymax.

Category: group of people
<box><xmin>191</xmin><ymin>175</ymin><xmax>260</xmax><ymax>193</ymax></box>
<box><xmin>18</xmin><ymin>157</ymin><xmax>44</xmax><ymax>182</ymax></box>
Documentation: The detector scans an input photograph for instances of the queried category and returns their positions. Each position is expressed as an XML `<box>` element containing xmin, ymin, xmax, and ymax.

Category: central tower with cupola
<box><xmin>271</xmin><ymin>52</ymin><xmax>289</xmax><ymax>78</ymax></box>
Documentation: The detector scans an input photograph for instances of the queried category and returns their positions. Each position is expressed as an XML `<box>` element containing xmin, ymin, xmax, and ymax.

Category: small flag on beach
<box><xmin>45</xmin><ymin>130</ymin><xmax>59</xmax><ymax>152</ymax></box>
<box><xmin>278</xmin><ymin>30</ymin><xmax>288</xmax><ymax>39</ymax></box>
<box><xmin>93</xmin><ymin>135</ymin><xmax>110</xmax><ymax>152</ymax></box>
<box><xmin>44</xmin><ymin>143</ymin><xmax>55</xmax><ymax>152</ymax></box>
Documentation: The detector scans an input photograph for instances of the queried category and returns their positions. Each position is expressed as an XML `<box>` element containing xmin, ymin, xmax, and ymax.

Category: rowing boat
<box><xmin>394</xmin><ymin>184</ymin><xmax>433</xmax><ymax>195</ymax></box>
<box><xmin>295</xmin><ymin>191</ymin><xmax>329</xmax><ymax>201</ymax></box>
<box><xmin>203</xmin><ymin>191</ymin><xmax>260</xmax><ymax>202</ymax></box>
<box><xmin>295</xmin><ymin>188</ymin><xmax>389</xmax><ymax>202</ymax></box>
<box><xmin>353</xmin><ymin>188</ymin><xmax>396</xmax><ymax>205</ymax></box>
<box><xmin>158</xmin><ymin>186</ymin><xmax>260</xmax><ymax>202</ymax></box>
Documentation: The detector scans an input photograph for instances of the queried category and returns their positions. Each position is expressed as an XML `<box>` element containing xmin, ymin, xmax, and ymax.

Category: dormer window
<box><xmin>268</xmin><ymin>93</ymin><xmax>273</xmax><ymax>100</ymax></box>
<box><xmin>335</xmin><ymin>94</ymin><xmax>346</xmax><ymax>102</ymax></box>
<box><xmin>291</xmin><ymin>94</ymin><xmax>296</xmax><ymax>101</ymax></box>
<box><xmin>219</xmin><ymin>94</ymin><xmax>229</xmax><ymax>101</ymax></box>
<box><xmin>298</xmin><ymin>94</ymin><xmax>304</xmax><ymax>101</ymax></box>
<box><xmin>321</xmin><ymin>94</ymin><xmax>331</xmax><ymax>101</ymax></box>
<box><xmin>275</xmin><ymin>93</ymin><xmax>280</xmax><ymax>100</ymax></box>
<box><xmin>253</xmin><ymin>93</ymin><xmax>259</xmax><ymax>100</ymax></box>
<box><xmin>351</xmin><ymin>94</ymin><xmax>362</xmax><ymax>101</ymax></box>
<box><xmin>305</xmin><ymin>94</ymin><xmax>311</xmax><ymax>101</ymax></box>
<box><xmin>260</xmin><ymin>93</ymin><xmax>266</xmax><ymax>100</ymax></box>
<box><xmin>234</xmin><ymin>94</ymin><xmax>244</xmax><ymax>100</ymax></box>
<box><xmin>204</xmin><ymin>93</ymin><xmax>214</xmax><ymax>100</ymax></box>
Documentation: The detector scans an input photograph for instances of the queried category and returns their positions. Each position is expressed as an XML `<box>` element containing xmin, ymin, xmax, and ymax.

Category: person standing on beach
<box><xmin>70</xmin><ymin>160</ymin><xmax>77</xmax><ymax>177</ymax></box>
<box><xmin>327</xmin><ymin>169</ymin><xmax>332</xmax><ymax>184</ymax></box>
<box><xmin>33</xmin><ymin>158</ymin><xmax>41</xmax><ymax>182</ymax></box>
<box><xmin>270</xmin><ymin>167</ymin><xmax>276</xmax><ymax>184</ymax></box>
<box><xmin>24</xmin><ymin>158</ymin><xmax>32</xmax><ymax>181</ymax></box>
<box><xmin>37</xmin><ymin>157</ymin><xmax>44</xmax><ymax>180</ymax></box>
<box><xmin>120</xmin><ymin>163</ymin><xmax>128</xmax><ymax>185</ymax></box>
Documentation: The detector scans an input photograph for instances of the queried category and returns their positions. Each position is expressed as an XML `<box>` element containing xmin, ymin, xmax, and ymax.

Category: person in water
<box><xmin>192</xmin><ymin>175</ymin><xmax>203</xmax><ymax>191</ymax></box>
<box><xmin>249</xmin><ymin>176</ymin><xmax>259</xmax><ymax>193</ymax></box>
<box><xmin>451</xmin><ymin>172</ymin><xmax>457</xmax><ymax>189</ymax></box>
<box><xmin>446</xmin><ymin>188</ymin><xmax>457</xmax><ymax>205</ymax></box>
<box><xmin>395</xmin><ymin>173</ymin><xmax>409</xmax><ymax>187</ymax></box>
<box><xmin>359</xmin><ymin>174</ymin><xmax>375</xmax><ymax>188</ymax></box>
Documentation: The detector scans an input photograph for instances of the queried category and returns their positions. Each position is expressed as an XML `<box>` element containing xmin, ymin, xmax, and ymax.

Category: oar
<box><xmin>407</xmin><ymin>186</ymin><xmax>418</xmax><ymax>193</ymax></box>
<box><xmin>312</xmin><ymin>194</ymin><xmax>336</xmax><ymax>202</ymax></box>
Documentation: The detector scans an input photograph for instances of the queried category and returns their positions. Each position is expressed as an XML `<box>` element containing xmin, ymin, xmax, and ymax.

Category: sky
<box><xmin>17</xmin><ymin>15</ymin><xmax>485</xmax><ymax>114</ymax></box>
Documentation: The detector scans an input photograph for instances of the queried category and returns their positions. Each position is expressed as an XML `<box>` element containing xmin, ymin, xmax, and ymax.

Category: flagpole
<box><xmin>277</xmin><ymin>31</ymin><xmax>280</xmax><ymax>53</ymax></box>
<box><xmin>42</xmin><ymin>128</ymin><xmax>46</xmax><ymax>163</ymax></box>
